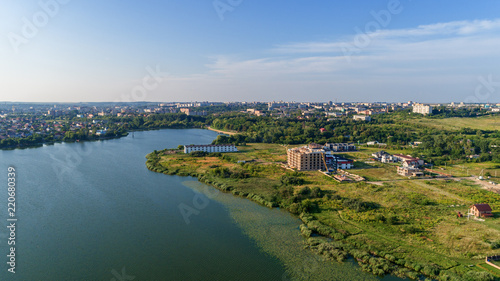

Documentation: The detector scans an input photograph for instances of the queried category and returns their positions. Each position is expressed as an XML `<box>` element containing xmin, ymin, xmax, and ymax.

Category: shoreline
<box><xmin>145</xmin><ymin>150</ymin><xmax>433</xmax><ymax>280</ymax></box>
<box><xmin>0</xmin><ymin>133</ymin><xmax>128</xmax><ymax>150</ymax></box>
<box><xmin>0</xmin><ymin>126</ymin><xmax>206</xmax><ymax>151</ymax></box>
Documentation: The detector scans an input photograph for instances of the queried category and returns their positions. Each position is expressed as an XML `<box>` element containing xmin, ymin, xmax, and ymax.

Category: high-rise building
<box><xmin>412</xmin><ymin>103</ymin><xmax>433</xmax><ymax>115</ymax></box>
<box><xmin>287</xmin><ymin>146</ymin><xmax>327</xmax><ymax>171</ymax></box>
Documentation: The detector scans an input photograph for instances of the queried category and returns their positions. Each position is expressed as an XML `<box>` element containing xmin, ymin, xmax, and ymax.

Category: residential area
<box><xmin>2</xmin><ymin>100</ymin><xmax>500</xmax><ymax>147</ymax></box>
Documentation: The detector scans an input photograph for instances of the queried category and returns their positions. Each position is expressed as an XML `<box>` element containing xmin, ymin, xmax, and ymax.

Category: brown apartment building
<box><xmin>287</xmin><ymin>146</ymin><xmax>326</xmax><ymax>171</ymax></box>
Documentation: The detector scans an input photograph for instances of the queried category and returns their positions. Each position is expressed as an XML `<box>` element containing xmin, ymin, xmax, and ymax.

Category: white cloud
<box><xmin>152</xmin><ymin>19</ymin><xmax>500</xmax><ymax>102</ymax></box>
<box><xmin>164</xmin><ymin>20</ymin><xmax>500</xmax><ymax>77</ymax></box>
<box><xmin>273</xmin><ymin>19</ymin><xmax>500</xmax><ymax>54</ymax></box>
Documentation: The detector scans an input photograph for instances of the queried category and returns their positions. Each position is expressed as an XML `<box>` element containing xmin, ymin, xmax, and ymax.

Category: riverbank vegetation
<box><xmin>146</xmin><ymin>143</ymin><xmax>500</xmax><ymax>280</ymax></box>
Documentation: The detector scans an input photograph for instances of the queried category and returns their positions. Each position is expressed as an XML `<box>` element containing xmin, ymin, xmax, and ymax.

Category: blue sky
<box><xmin>1</xmin><ymin>0</ymin><xmax>500</xmax><ymax>103</ymax></box>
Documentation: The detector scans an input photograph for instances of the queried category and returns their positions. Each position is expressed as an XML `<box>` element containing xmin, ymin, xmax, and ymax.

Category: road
<box><xmin>367</xmin><ymin>176</ymin><xmax>500</xmax><ymax>195</ymax></box>
<box><xmin>367</xmin><ymin>176</ymin><xmax>475</xmax><ymax>186</ymax></box>
<box><xmin>206</xmin><ymin>126</ymin><xmax>238</xmax><ymax>135</ymax></box>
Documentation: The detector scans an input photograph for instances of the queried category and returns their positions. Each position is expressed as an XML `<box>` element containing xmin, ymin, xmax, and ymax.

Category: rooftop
<box><xmin>185</xmin><ymin>144</ymin><xmax>236</xmax><ymax>148</ymax></box>
<box><xmin>471</xmin><ymin>204</ymin><xmax>492</xmax><ymax>212</ymax></box>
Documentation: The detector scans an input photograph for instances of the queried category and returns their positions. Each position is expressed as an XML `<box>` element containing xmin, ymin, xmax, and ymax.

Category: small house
<box><xmin>325</xmin><ymin>143</ymin><xmax>357</xmax><ymax>152</ymax></box>
<box><xmin>381</xmin><ymin>154</ymin><xmax>397</xmax><ymax>163</ymax></box>
<box><xmin>469</xmin><ymin>204</ymin><xmax>493</xmax><ymax>218</ymax></box>
<box><xmin>336</xmin><ymin>156</ymin><xmax>354</xmax><ymax>170</ymax></box>
<box><xmin>397</xmin><ymin>166</ymin><xmax>423</xmax><ymax>177</ymax></box>
<box><xmin>394</xmin><ymin>154</ymin><xmax>424</xmax><ymax>167</ymax></box>
<box><xmin>372</xmin><ymin>151</ymin><xmax>388</xmax><ymax>159</ymax></box>
<box><xmin>402</xmin><ymin>159</ymin><xmax>423</xmax><ymax>168</ymax></box>
<box><xmin>372</xmin><ymin>151</ymin><xmax>398</xmax><ymax>163</ymax></box>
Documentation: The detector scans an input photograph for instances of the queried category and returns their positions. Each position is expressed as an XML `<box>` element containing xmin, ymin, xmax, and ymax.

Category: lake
<box><xmin>0</xmin><ymin>129</ymin><xmax>402</xmax><ymax>280</ymax></box>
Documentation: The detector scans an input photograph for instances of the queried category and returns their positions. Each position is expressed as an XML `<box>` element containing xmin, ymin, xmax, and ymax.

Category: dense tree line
<box><xmin>430</xmin><ymin>106</ymin><xmax>490</xmax><ymax>118</ymax></box>
<box><xmin>210</xmin><ymin>113</ymin><xmax>425</xmax><ymax>145</ymax></box>
<box><xmin>415</xmin><ymin>130</ymin><xmax>500</xmax><ymax>165</ymax></box>
<box><xmin>210</xmin><ymin>112</ymin><xmax>500</xmax><ymax>164</ymax></box>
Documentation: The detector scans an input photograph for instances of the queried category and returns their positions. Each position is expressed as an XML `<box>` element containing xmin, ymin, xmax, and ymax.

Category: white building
<box><xmin>372</xmin><ymin>151</ymin><xmax>397</xmax><ymax>163</ymax></box>
<box><xmin>184</xmin><ymin>144</ymin><xmax>238</xmax><ymax>154</ymax></box>
<box><xmin>353</xmin><ymin>115</ymin><xmax>371</xmax><ymax>121</ymax></box>
<box><xmin>413</xmin><ymin>103</ymin><xmax>433</xmax><ymax>115</ymax></box>
<box><xmin>325</xmin><ymin>112</ymin><xmax>343</xmax><ymax>118</ymax></box>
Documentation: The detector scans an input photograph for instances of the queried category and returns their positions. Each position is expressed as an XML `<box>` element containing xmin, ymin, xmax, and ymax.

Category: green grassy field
<box><xmin>351</xmin><ymin>165</ymin><xmax>401</xmax><ymax>181</ymax></box>
<box><xmin>320</xmin><ymin>179</ymin><xmax>500</xmax><ymax>258</ymax></box>
<box><xmin>478</xmin><ymin>263</ymin><xmax>500</xmax><ymax>277</ymax></box>
<box><xmin>407</xmin><ymin>115</ymin><xmax>500</xmax><ymax>131</ymax></box>
<box><xmin>439</xmin><ymin>162</ymin><xmax>500</xmax><ymax>178</ymax></box>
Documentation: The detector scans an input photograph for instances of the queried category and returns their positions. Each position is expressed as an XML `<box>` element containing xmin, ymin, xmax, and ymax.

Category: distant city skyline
<box><xmin>0</xmin><ymin>100</ymin><xmax>493</xmax><ymax>106</ymax></box>
<box><xmin>1</xmin><ymin>0</ymin><xmax>500</xmax><ymax>103</ymax></box>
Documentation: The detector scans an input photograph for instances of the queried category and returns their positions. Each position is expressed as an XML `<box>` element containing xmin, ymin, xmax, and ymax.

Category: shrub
<box><xmin>288</xmin><ymin>200</ymin><xmax>318</xmax><ymax>214</ymax></box>
<box><xmin>280</xmin><ymin>174</ymin><xmax>305</xmax><ymax>186</ymax></box>
<box><xmin>301</xmin><ymin>199</ymin><xmax>314</xmax><ymax>212</ymax></box>
<box><xmin>288</xmin><ymin>203</ymin><xmax>301</xmax><ymax>214</ymax></box>
<box><xmin>298</xmin><ymin>186</ymin><xmax>311</xmax><ymax>197</ymax></box>
<box><xmin>211</xmin><ymin>167</ymin><xmax>232</xmax><ymax>178</ymax></box>
<box><xmin>305</xmin><ymin>238</ymin><xmax>347</xmax><ymax>263</ymax></box>
<box><xmin>421</xmin><ymin>264</ymin><xmax>440</xmax><ymax>277</ymax></box>
<box><xmin>401</xmin><ymin>225</ymin><xmax>420</xmax><ymax>234</ymax></box>
<box><xmin>300</xmin><ymin>224</ymin><xmax>312</xmax><ymax>238</ymax></box>
<box><xmin>385</xmin><ymin>215</ymin><xmax>398</xmax><ymax>225</ymax></box>
<box><xmin>463</xmin><ymin>271</ymin><xmax>494</xmax><ymax>281</ymax></box>
<box><xmin>279</xmin><ymin>186</ymin><xmax>294</xmax><ymax>199</ymax></box>
<box><xmin>342</xmin><ymin>198</ymin><xmax>379</xmax><ymax>212</ymax></box>
<box><xmin>310</xmin><ymin>186</ymin><xmax>323</xmax><ymax>198</ymax></box>
<box><xmin>190</xmin><ymin>151</ymin><xmax>208</xmax><ymax>157</ymax></box>
<box><xmin>406</xmin><ymin>271</ymin><xmax>419</xmax><ymax>280</ymax></box>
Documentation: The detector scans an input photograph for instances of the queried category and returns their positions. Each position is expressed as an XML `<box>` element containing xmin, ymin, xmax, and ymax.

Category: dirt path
<box><xmin>206</xmin><ymin>126</ymin><xmax>238</xmax><ymax>135</ymax></box>
<box><xmin>367</xmin><ymin>176</ymin><xmax>474</xmax><ymax>186</ymax></box>
<box><xmin>472</xmin><ymin>178</ymin><xmax>500</xmax><ymax>194</ymax></box>
<box><xmin>411</xmin><ymin>180</ymin><xmax>466</xmax><ymax>202</ymax></box>
<box><xmin>367</xmin><ymin>176</ymin><xmax>500</xmax><ymax>196</ymax></box>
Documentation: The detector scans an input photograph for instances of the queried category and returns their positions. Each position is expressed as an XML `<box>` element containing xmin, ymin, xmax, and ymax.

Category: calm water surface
<box><xmin>0</xmin><ymin>129</ymin><xmax>403</xmax><ymax>280</ymax></box>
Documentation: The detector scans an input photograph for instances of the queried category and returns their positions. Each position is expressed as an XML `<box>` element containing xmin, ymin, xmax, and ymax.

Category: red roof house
<box><xmin>470</xmin><ymin>204</ymin><xmax>493</xmax><ymax>218</ymax></box>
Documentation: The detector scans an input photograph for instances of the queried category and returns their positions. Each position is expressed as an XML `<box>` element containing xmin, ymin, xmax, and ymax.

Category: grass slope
<box><xmin>406</xmin><ymin>115</ymin><xmax>500</xmax><ymax>131</ymax></box>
